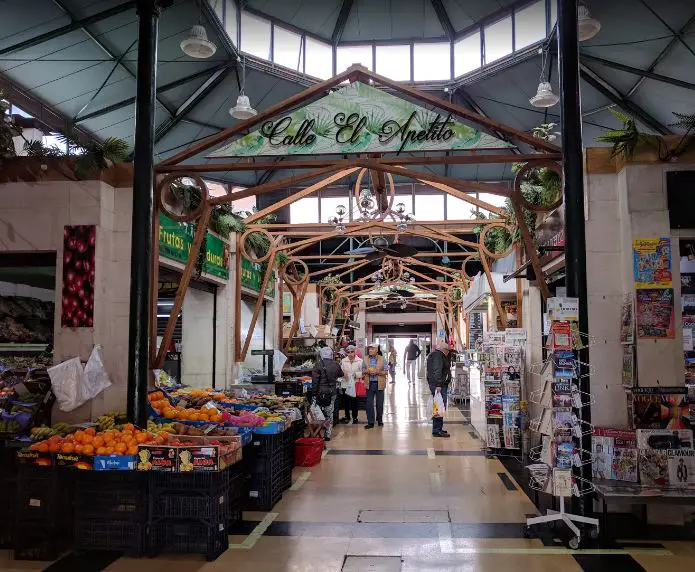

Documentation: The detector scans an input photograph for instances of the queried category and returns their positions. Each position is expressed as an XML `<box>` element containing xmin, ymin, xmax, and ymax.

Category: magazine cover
<box><xmin>553</xmin><ymin>468</ymin><xmax>573</xmax><ymax>497</ymax></box>
<box><xmin>667</xmin><ymin>449</ymin><xmax>695</xmax><ymax>487</ymax></box>
<box><xmin>503</xmin><ymin>427</ymin><xmax>520</xmax><ymax>449</ymax></box>
<box><xmin>633</xmin><ymin>237</ymin><xmax>672</xmax><ymax>289</ymax></box>
<box><xmin>636</xmin><ymin>288</ymin><xmax>675</xmax><ymax>339</ymax></box>
<box><xmin>632</xmin><ymin>388</ymin><xmax>690</xmax><ymax>429</ymax></box>
<box><xmin>553</xmin><ymin>408</ymin><xmax>574</xmax><ymax>433</ymax></box>
<box><xmin>592</xmin><ymin>432</ymin><xmax>613</xmax><ymax>480</ymax></box>
<box><xmin>592</xmin><ymin>428</ymin><xmax>638</xmax><ymax>482</ymax></box>
<box><xmin>556</xmin><ymin>440</ymin><xmax>574</xmax><ymax>469</ymax></box>
<box><xmin>639</xmin><ymin>450</ymin><xmax>669</xmax><ymax>486</ymax></box>
<box><xmin>503</xmin><ymin>379</ymin><xmax>520</xmax><ymax>397</ymax></box>
<box><xmin>636</xmin><ymin>428</ymin><xmax>693</xmax><ymax>450</ymax></box>
<box><xmin>550</xmin><ymin>321</ymin><xmax>572</xmax><ymax>349</ymax></box>
<box><xmin>503</xmin><ymin>411</ymin><xmax>519</xmax><ymax>427</ymax></box>
<box><xmin>485</xmin><ymin>395</ymin><xmax>502</xmax><ymax>418</ymax></box>
<box><xmin>620</xmin><ymin>293</ymin><xmax>635</xmax><ymax>344</ymax></box>
<box><xmin>622</xmin><ymin>345</ymin><xmax>635</xmax><ymax>388</ymax></box>
<box><xmin>487</xmin><ymin>423</ymin><xmax>501</xmax><ymax>448</ymax></box>
<box><xmin>503</xmin><ymin>346</ymin><xmax>521</xmax><ymax>367</ymax></box>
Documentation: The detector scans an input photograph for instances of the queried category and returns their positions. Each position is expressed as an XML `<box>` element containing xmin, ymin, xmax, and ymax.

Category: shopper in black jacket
<box><xmin>426</xmin><ymin>341</ymin><xmax>452</xmax><ymax>438</ymax></box>
<box><xmin>311</xmin><ymin>346</ymin><xmax>344</xmax><ymax>441</ymax></box>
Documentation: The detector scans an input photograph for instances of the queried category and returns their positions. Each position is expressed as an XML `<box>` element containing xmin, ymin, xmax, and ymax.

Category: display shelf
<box><xmin>0</xmin><ymin>344</ymin><xmax>49</xmax><ymax>353</ymax></box>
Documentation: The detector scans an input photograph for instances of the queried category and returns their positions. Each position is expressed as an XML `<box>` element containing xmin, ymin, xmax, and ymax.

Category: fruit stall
<box><xmin>0</xmin><ymin>381</ymin><xmax>310</xmax><ymax>561</ymax></box>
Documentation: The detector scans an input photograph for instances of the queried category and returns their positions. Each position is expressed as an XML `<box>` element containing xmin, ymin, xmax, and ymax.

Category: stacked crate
<box><xmin>14</xmin><ymin>465</ymin><xmax>73</xmax><ymax>560</ymax></box>
<box><xmin>148</xmin><ymin>470</ymin><xmax>230</xmax><ymax>561</ymax></box>
<box><xmin>73</xmin><ymin>471</ymin><xmax>148</xmax><ymax>556</ymax></box>
<box><xmin>245</xmin><ymin>433</ymin><xmax>284</xmax><ymax>511</ymax></box>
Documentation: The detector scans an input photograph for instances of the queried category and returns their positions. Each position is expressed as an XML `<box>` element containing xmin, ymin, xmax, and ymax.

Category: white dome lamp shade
<box><xmin>180</xmin><ymin>25</ymin><xmax>217</xmax><ymax>59</ymax></box>
<box><xmin>230</xmin><ymin>57</ymin><xmax>257</xmax><ymax>120</ymax></box>
<box><xmin>530</xmin><ymin>82</ymin><xmax>560</xmax><ymax>108</ymax></box>
<box><xmin>578</xmin><ymin>4</ymin><xmax>601</xmax><ymax>42</ymax></box>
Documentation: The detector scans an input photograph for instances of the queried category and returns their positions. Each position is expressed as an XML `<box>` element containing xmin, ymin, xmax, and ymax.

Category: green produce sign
<box><xmin>207</xmin><ymin>82</ymin><xmax>512</xmax><ymax>158</ymax></box>
<box><xmin>241</xmin><ymin>257</ymin><xmax>275</xmax><ymax>298</ymax></box>
<box><xmin>158</xmin><ymin>213</ymin><xmax>230</xmax><ymax>280</ymax></box>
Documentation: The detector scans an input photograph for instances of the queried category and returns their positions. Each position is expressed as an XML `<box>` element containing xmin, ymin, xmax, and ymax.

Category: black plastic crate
<box><xmin>74</xmin><ymin>471</ymin><xmax>148</xmax><ymax>520</ymax></box>
<box><xmin>228</xmin><ymin>471</ymin><xmax>249</xmax><ymax>508</ymax></box>
<box><xmin>14</xmin><ymin>523</ymin><xmax>68</xmax><ymax>561</ymax></box>
<box><xmin>150</xmin><ymin>519</ymin><xmax>229</xmax><ymax>561</ymax></box>
<box><xmin>150</xmin><ymin>467</ymin><xmax>230</xmax><ymax>492</ymax></box>
<box><xmin>16</xmin><ymin>465</ymin><xmax>72</xmax><ymax>524</ymax></box>
<box><xmin>250</xmin><ymin>454</ymin><xmax>283</xmax><ymax>480</ymax></box>
<box><xmin>152</xmin><ymin>490</ymin><xmax>228</xmax><ymax>521</ymax></box>
<box><xmin>249</xmin><ymin>432</ymin><xmax>283</xmax><ymax>457</ymax></box>
<box><xmin>0</xmin><ymin>474</ymin><xmax>16</xmax><ymax>548</ymax></box>
<box><xmin>246</xmin><ymin>472</ymin><xmax>283</xmax><ymax>511</ymax></box>
<box><xmin>74</xmin><ymin>519</ymin><xmax>144</xmax><ymax>556</ymax></box>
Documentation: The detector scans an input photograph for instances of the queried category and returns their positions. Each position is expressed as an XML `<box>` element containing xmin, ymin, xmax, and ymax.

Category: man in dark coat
<box><xmin>426</xmin><ymin>341</ymin><xmax>452</xmax><ymax>438</ymax></box>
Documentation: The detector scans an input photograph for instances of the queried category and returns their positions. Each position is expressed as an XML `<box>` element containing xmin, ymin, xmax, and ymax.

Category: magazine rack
<box><xmin>525</xmin><ymin>298</ymin><xmax>599</xmax><ymax>549</ymax></box>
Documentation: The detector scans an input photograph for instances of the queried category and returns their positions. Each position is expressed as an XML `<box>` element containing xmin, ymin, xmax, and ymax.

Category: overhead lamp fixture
<box><xmin>578</xmin><ymin>4</ymin><xmax>601</xmax><ymax>42</ymax></box>
<box><xmin>530</xmin><ymin>48</ymin><xmax>559</xmax><ymax>108</ymax></box>
<box><xmin>180</xmin><ymin>24</ymin><xmax>217</xmax><ymax>59</ymax></box>
<box><xmin>230</xmin><ymin>57</ymin><xmax>257</xmax><ymax>120</ymax></box>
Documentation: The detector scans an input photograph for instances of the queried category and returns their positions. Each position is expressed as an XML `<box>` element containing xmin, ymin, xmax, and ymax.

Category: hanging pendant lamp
<box><xmin>180</xmin><ymin>24</ymin><xmax>217</xmax><ymax>59</ymax></box>
<box><xmin>530</xmin><ymin>81</ymin><xmax>560</xmax><ymax>108</ymax></box>
<box><xmin>230</xmin><ymin>57</ymin><xmax>257</xmax><ymax>119</ymax></box>
<box><xmin>578</xmin><ymin>4</ymin><xmax>601</xmax><ymax>42</ymax></box>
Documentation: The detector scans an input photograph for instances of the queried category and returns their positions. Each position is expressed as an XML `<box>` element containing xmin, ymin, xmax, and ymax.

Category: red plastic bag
<box><xmin>355</xmin><ymin>380</ymin><xmax>367</xmax><ymax>397</ymax></box>
<box><xmin>295</xmin><ymin>438</ymin><xmax>325</xmax><ymax>467</ymax></box>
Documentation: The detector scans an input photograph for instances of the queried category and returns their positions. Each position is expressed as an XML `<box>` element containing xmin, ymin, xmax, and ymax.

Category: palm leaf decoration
<box><xmin>669</xmin><ymin>112</ymin><xmax>695</xmax><ymax>133</ymax></box>
<box><xmin>595</xmin><ymin>109</ymin><xmax>644</xmax><ymax>159</ymax></box>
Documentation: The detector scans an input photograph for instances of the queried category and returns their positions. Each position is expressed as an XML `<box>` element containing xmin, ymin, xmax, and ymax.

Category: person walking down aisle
<box><xmin>426</xmin><ymin>341</ymin><xmax>452</xmax><ymax>438</ymax></box>
<box><xmin>388</xmin><ymin>342</ymin><xmax>397</xmax><ymax>384</ymax></box>
<box><xmin>311</xmin><ymin>346</ymin><xmax>344</xmax><ymax>442</ymax></box>
<box><xmin>340</xmin><ymin>345</ymin><xmax>363</xmax><ymax>424</ymax></box>
<box><xmin>403</xmin><ymin>338</ymin><xmax>421</xmax><ymax>384</ymax></box>
<box><xmin>364</xmin><ymin>342</ymin><xmax>388</xmax><ymax>429</ymax></box>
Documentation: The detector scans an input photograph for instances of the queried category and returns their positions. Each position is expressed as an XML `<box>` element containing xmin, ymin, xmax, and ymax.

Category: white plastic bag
<box><xmin>345</xmin><ymin>376</ymin><xmax>357</xmax><ymax>398</ymax></box>
<box><xmin>48</xmin><ymin>357</ymin><xmax>87</xmax><ymax>412</ymax></box>
<box><xmin>83</xmin><ymin>345</ymin><xmax>112</xmax><ymax>400</ymax></box>
<box><xmin>308</xmin><ymin>399</ymin><xmax>326</xmax><ymax>423</ymax></box>
<box><xmin>431</xmin><ymin>389</ymin><xmax>445</xmax><ymax>418</ymax></box>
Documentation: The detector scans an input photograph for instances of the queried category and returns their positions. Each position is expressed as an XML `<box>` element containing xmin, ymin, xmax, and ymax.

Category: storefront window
<box><xmin>447</xmin><ymin>194</ymin><xmax>476</xmax><ymax>219</ymax></box>
<box><xmin>290</xmin><ymin>197</ymin><xmax>319</xmax><ymax>224</ymax></box>
<box><xmin>225</xmin><ymin>0</ymin><xmax>237</xmax><ymax>46</ymax></box>
<box><xmin>414</xmin><ymin>193</ymin><xmax>444</xmax><ymax>221</ymax></box>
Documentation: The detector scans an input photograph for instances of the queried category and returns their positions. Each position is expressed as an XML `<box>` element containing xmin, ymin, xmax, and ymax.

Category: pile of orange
<box><xmin>148</xmin><ymin>391</ymin><xmax>224</xmax><ymax>423</ymax></box>
<box><xmin>29</xmin><ymin>424</ymin><xmax>164</xmax><ymax>456</ymax></box>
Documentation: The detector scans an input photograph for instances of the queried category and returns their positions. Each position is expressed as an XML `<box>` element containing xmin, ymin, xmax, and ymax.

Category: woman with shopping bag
<box><xmin>339</xmin><ymin>345</ymin><xmax>363</xmax><ymax>424</ymax></box>
<box><xmin>311</xmin><ymin>346</ymin><xmax>344</xmax><ymax>441</ymax></box>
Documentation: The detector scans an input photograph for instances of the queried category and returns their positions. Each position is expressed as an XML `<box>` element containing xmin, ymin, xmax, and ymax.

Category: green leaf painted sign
<box><xmin>158</xmin><ymin>213</ymin><xmax>230</xmax><ymax>280</ymax></box>
<box><xmin>207</xmin><ymin>82</ymin><xmax>513</xmax><ymax>158</ymax></box>
<box><xmin>240</xmin><ymin>257</ymin><xmax>275</xmax><ymax>298</ymax></box>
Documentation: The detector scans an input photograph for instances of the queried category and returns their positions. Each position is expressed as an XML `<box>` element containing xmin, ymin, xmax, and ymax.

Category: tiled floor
<box><xmin>2</xmin><ymin>374</ymin><xmax>691</xmax><ymax>571</ymax></box>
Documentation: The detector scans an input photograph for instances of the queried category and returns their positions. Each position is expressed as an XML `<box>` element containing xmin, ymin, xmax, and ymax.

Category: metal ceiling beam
<box><xmin>579</xmin><ymin>64</ymin><xmax>671</xmax><ymax>135</ymax></box>
<box><xmin>581</xmin><ymin>54</ymin><xmax>695</xmax><ymax>92</ymax></box>
<box><xmin>626</xmin><ymin>9</ymin><xmax>695</xmax><ymax>98</ymax></box>
<box><xmin>453</xmin><ymin>88</ymin><xmax>520</xmax><ymax>153</ymax></box>
<box><xmin>332</xmin><ymin>0</ymin><xmax>355</xmax><ymax>45</ymax></box>
<box><xmin>430</xmin><ymin>0</ymin><xmax>455</xmax><ymax>40</ymax></box>
<box><xmin>49</xmin><ymin>0</ymin><xmax>176</xmax><ymax>119</ymax></box>
<box><xmin>154</xmin><ymin>67</ymin><xmax>232</xmax><ymax>144</ymax></box>
<box><xmin>0</xmin><ymin>1</ymin><xmax>137</xmax><ymax>56</ymax></box>
<box><xmin>74</xmin><ymin>62</ymin><xmax>232</xmax><ymax>123</ymax></box>
<box><xmin>197</xmin><ymin>0</ymin><xmax>238</xmax><ymax>59</ymax></box>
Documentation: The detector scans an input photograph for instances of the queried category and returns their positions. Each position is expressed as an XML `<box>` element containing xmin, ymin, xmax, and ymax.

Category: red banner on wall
<box><xmin>61</xmin><ymin>225</ymin><xmax>95</xmax><ymax>328</ymax></box>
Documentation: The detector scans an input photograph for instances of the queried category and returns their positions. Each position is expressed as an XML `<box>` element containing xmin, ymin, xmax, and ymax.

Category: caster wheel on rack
<box><xmin>568</xmin><ymin>537</ymin><xmax>581</xmax><ymax>550</ymax></box>
<box><xmin>588</xmin><ymin>527</ymin><xmax>599</xmax><ymax>540</ymax></box>
<box><xmin>523</xmin><ymin>526</ymin><xmax>533</xmax><ymax>539</ymax></box>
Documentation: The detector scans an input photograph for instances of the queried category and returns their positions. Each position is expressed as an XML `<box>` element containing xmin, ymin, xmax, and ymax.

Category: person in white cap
<box><xmin>362</xmin><ymin>342</ymin><xmax>388</xmax><ymax>429</ymax></box>
<box><xmin>426</xmin><ymin>341</ymin><xmax>452</xmax><ymax>438</ymax></box>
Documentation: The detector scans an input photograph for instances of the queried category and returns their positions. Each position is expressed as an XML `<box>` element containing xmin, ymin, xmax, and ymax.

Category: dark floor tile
<box><xmin>573</xmin><ymin>554</ymin><xmax>647</xmax><ymax>572</ymax></box>
<box><xmin>328</xmin><ymin>449</ymin><xmax>428</xmax><ymax>456</ymax></box>
<box><xmin>43</xmin><ymin>550</ymin><xmax>122</xmax><ymax>572</ymax></box>
<box><xmin>497</xmin><ymin>472</ymin><xmax>518</xmax><ymax>491</ymax></box>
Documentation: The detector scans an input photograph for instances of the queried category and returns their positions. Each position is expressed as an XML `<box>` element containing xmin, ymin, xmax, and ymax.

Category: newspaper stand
<box><xmin>524</xmin><ymin>297</ymin><xmax>599</xmax><ymax>549</ymax></box>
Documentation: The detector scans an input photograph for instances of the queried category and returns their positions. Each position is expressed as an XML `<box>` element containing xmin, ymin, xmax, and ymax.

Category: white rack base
<box><xmin>525</xmin><ymin>496</ymin><xmax>599</xmax><ymax>549</ymax></box>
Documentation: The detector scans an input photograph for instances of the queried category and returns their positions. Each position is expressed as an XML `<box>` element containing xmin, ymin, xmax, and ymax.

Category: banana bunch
<box><xmin>30</xmin><ymin>426</ymin><xmax>56</xmax><ymax>440</ymax></box>
<box><xmin>96</xmin><ymin>414</ymin><xmax>116</xmax><ymax>432</ymax></box>
<box><xmin>51</xmin><ymin>422</ymin><xmax>74</xmax><ymax>436</ymax></box>
<box><xmin>0</xmin><ymin>419</ymin><xmax>22</xmax><ymax>433</ymax></box>
<box><xmin>147</xmin><ymin>420</ymin><xmax>176</xmax><ymax>434</ymax></box>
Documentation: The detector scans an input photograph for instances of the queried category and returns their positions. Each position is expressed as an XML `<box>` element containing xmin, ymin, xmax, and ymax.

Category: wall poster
<box><xmin>61</xmin><ymin>225</ymin><xmax>96</xmax><ymax>328</ymax></box>
<box><xmin>631</xmin><ymin>387</ymin><xmax>690</xmax><ymax>430</ymax></box>
<box><xmin>636</xmin><ymin>288</ymin><xmax>675</xmax><ymax>339</ymax></box>
<box><xmin>633</xmin><ymin>237</ymin><xmax>672</xmax><ymax>289</ymax></box>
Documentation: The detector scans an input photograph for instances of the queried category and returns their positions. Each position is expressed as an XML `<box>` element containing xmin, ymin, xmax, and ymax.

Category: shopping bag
<box><xmin>345</xmin><ymin>377</ymin><xmax>357</xmax><ymax>398</ymax></box>
<box><xmin>308</xmin><ymin>399</ymin><xmax>326</xmax><ymax>423</ymax></box>
<box><xmin>432</xmin><ymin>390</ymin><xmax>445</xmax><ymax>418</ymax></box>
<box><xmin>354</xmin><ymin>379</ymin><xmax>367</xmax><ymax>398</ymax></box>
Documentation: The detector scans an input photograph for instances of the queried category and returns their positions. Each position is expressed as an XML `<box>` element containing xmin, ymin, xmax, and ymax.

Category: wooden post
<box><xmin>515</xmin><ymin>244</ymin><xmax>524</xmax><ymax>328</ymax></box>
<box><xmin>479</xmin><ymin>249</ymin><xmax>508</xmax><ymax>329</ymax></box>
<box><xmin>234</xmin><ymin>234</ymin><xmax>243</xmax><ymax>362</ymax></box>
<box><xmin>154</xmin><ymin>204</ymin><xmax>212</xmax><ymax>369</ymax></box>
<box><xmin>511</xmin><ymin>198</ymin><xmax>551</xmax><ymax>300</ymax></box>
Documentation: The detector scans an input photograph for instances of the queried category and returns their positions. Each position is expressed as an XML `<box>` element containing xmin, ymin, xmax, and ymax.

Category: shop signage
<box><xmin>158</xmin><ymin>213</ymin><xmax>230</xmax><ymax>280</ymax></box>
<box><xmin>240</xmin><ymin>257</ymin><xmax>275</xmax><ymax>298</ymax></box>
<box><xmin>208</xmin><ymin>82</ymin><xmax>512</xmax><ymax>158</ymax></box>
